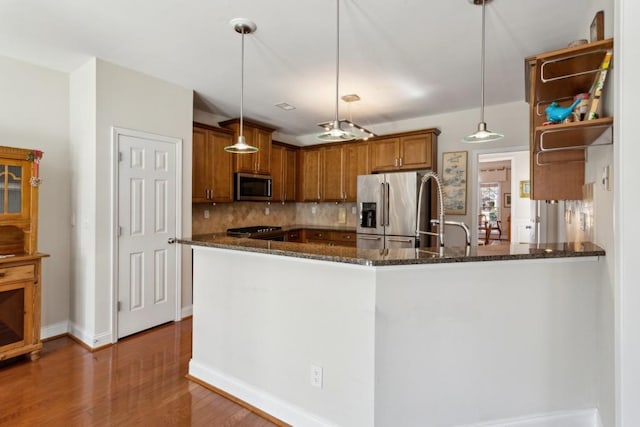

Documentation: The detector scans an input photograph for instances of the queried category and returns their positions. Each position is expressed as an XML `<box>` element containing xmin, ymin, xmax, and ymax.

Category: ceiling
<box><xmin>0</xmin><ymin>0</ymin><xmax>610</xmax><ymax>145</ymax></box>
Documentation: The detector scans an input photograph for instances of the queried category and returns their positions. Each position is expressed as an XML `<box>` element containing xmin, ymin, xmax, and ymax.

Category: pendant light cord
<box><xmin>480</xmin><ymin>0</ymin><xmax>486</xmax><ymax>124</ymax></box>
<box><xmin>240</xmin><ymin>29</ymin><xmax>245</xmax><ymax>139</ymax></box>
<box><xmin>334</xmin><ymin>0</ymin><xmax>340</xmax><ymax>126</ymax></box>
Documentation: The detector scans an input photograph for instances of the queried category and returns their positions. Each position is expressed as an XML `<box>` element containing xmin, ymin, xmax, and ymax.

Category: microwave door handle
<box><xmin>268</xmin><ymin>179</ymin><xmax>272</xmax><ymax>197</ymax></box>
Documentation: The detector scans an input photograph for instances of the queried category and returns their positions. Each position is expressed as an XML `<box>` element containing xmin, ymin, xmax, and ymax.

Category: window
<box><xmin>480</xmin><ymin>182</ymin><xmax>500</xmax><ymax>223</ymax></box>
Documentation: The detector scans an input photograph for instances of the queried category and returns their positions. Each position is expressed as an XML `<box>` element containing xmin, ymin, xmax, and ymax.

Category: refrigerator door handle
<box><xmin>385</xmin><ymin>182</ymin><xmax>391</xmax><ymax>226</ymax></box>
<box><xmin>380</xmin><ymin>182</ymin><xmax>386</xmax><ymax>227</ymax></box>
<box><xmin>358</xmin><ymin>235</ymin><xmax>382</xmax><ymax>241</ymax></box>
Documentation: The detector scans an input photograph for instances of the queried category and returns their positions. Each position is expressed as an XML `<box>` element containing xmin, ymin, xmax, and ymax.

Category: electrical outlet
<box><xmin>311</xmin><ymin>206</ymin><xmax>317</xmax><ymax>215</ymax></box>
<box><xmin>602</xmin><ymin>165</ymin><xmax>610</xmax><ymax>191</ymax></box>
<box><xmin>265</xmin><ymin>207</ymin><xmax>270</xmax><ymax>215</ymax></box>
<box><xmin>204</xmin><ymin>209</ymin><xmax>210</xmax><ymax>219</ymax></box>
<box><xmin>338</xmin><ymin>207</ymin><xmax>346</xmax><ymax>224</ymax></box>
<box><xmin>351</xmin><ymin>206</ymin><xmax>357</xmax><ymax>215</ymax></box>
<box><xmin>310</xmin><ymin>364</ymin><xmax>323</xmax><ymax>388</ymax></box>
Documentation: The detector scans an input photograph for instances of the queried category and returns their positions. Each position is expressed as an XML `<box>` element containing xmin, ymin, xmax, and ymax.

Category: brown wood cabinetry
<box><xmin>299</xmin><ymin>142</ymin><xmax>369</xmax><ymax>203</ymax></box>
<box><xmin>271</xmin><ymin>143</ymin><xmax>297</xmax><ymax>202</ymax></box>
<box><xmin>0</xmin><ymin>146</ymin><xmax>47</xmax><ymax>362</ymax></box>
<box><xmin>192</xmin><ymin>124</ymin><xmax>234</xmax><ymax>203</ymax></box>
<box><xmin>370</xmin><ymin>129</ymin><xmax>439</xmax><ymax>172</ymax></box>
<box><xmin>0</xmin><ymin>255</ymin><xmax>45</xmax><ymax>362</ymax></box>
<box><xmin>299</xmin><ymin>229</ymin><xmax>356</xmax><ymax>247</ymax></box>
<box><xmin>220</xmin><ymin>119</ymin><xmax>274</xmax><ymax>175</ymax></box>
<box><xmin>298</xmin><ymin>148</ymin><xmax>322</xmax><ymax>202</ymax></box>
<box><xmin>525</xmin><ymin>38</ymin><xmax>614</xmax><ymax>200</ymax></box>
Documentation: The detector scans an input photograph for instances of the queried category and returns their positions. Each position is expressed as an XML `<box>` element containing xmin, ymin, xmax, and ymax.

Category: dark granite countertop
<box><xmin>179</xmin><ymin>234</ymin><xmax>605</xmax><ymax>266</ymax></box>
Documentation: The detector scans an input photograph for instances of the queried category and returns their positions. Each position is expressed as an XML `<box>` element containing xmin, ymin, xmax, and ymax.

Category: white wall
<box><xmin>375</xmin><ymin>258</ymin><xmax>602</xmax><ymax>427</ymax></box>
<box><xmin>0</xmin><ymin>55</ymin><xmax>72</xmax><ymax>337</ymax></box>
<box><xmin>69</xmin><ymin>58</ymin><xmax>194</xmax><ymax>347</ymax></box>
<box><xmin>615</xmin><ymin>1</ymin><xmax>640</xmax><ymax>426</ymax></box>
<box><xmin>69</xmin><ymin>58</ymin><xmax>98</xmax><ymax>341</ymax></box>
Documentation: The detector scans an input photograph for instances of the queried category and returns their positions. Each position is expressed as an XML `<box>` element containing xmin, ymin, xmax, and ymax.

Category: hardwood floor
<box><xmin>0</xmin><ymin>318</ymin><xmax>278</xmax><ymax>426</ymax></box>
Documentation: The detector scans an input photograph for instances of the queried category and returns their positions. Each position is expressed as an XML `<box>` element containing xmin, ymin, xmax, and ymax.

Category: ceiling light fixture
<box><xmin>462</xmin><ymin>0</ymin><xmax>504</xmax><ymax>144</ymax></box>
<box><xmin>224</xmin><ymin>18</ymin><xmax>259</xmax><ymax>154</ymax></box>
<box><xmin>316</xmin><ymin>0</ymin><xmax>374</xmax><ymax>142</ymax></box>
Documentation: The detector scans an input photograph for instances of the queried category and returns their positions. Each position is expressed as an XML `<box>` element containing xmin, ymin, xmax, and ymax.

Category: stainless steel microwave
<box><xmin>235</xmin><ymin>173</ymin><xmax>272</xmax><ymax>201</ymax></box>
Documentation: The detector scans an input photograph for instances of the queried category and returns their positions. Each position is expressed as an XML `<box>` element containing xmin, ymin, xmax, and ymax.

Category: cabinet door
<box><xmin>209</xmin><ymin>130</ymin><xmax>234</xmax><ymax>202</ymax></box>
<box><xmin>344</xmin><ymin>142</ymin><xmax>369</xmax><ymax>201</ymax></box>
<box><xmin>0</xmin><ymin>160</ymin><xmax>30</xmax><ymax>219</ymax></box>
<box><xmin>255</xmin><ymin>129</ymin><xmax>272</xmax><ymax>175</ymax></box>
<box><xmin>234</xmin><ymin>126</ymin><xmax>258</xmax><ymax>173</ymax></box>
<box><xmin>370</xmin><ymin>138</ymin><xmax>400</xmax><ymax>172</ymax></box>
<box><xmin>299</xmin><ymin>149</ymin><xmax>322</xmax><ymax>202</ymax></box>
<box><xmin>271</xmin><ymin>145</ymin><xmax>285</xmax><ymax>202</ymax></box>
<box><xmin>322</xmin><ymin>145</ymin><xmax>345</xmax><ymax>201</ymax></box>
<box><xmin>284</xmin><ymin>148</ymin><xmax>297</xmax><ymax>202</ymax></box>
<box><xmin>192</xmin><ymin>127</ymin><xmax>212</xmax><ymax>203</ymax></box>
<box><xmin>400</xmin><ymin>133</ymin><xmax>433</xmax><ymax>170</ymax></box>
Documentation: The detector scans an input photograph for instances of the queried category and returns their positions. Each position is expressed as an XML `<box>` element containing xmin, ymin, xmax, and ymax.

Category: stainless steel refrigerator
<box><xmin>356</xmin><ymin>171</ymin><xmax>430</xmax><ymax>249</ymax></box>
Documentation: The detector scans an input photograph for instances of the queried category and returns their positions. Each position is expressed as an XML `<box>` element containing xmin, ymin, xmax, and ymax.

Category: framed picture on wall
<box><xmin>442</xmin><ymin>151</ymin><xmax>468</xmax><ymax>215</ymax></box>
<box><xmin>504</xmin><ymin>192</ymin><xmax>512</xmax><ymax>208</ymax></box>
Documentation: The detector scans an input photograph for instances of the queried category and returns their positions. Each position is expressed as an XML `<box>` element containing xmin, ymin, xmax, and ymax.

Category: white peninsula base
<box><xmin>189</xmin><ymin>246</ymin><xmax>604</xmax><ymax>427</ymax></box>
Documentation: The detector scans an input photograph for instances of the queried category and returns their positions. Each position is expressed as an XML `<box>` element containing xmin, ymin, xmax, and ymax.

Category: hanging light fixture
<box><xmin>316</xmin><ymin>0</ymin><xmax>375</xmax><ymax>142</ymax></box>
<box><xmin>462</xmin><ymin>0</ymin><xmax>504</xmax><ymax>143</ymax></box>
<box><xmin>224</xmin><ymin>18</ymin><xmax>259</xmax><ymax>153</ymax></box>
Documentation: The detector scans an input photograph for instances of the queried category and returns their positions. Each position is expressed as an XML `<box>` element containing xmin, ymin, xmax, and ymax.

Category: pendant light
<box><xmin>224</xmin><ymin>18</ymin><xmax>259</xmax><ymax>153</ymax></box>
<box><xmin>462</xmin><ymin>0</ymin><xmax>504</xmax><ymax>143</ymax></box>
<box><xmin>316</xmin><ymin>0</ymin><xmax>357</xmax><ymax>142</ymax></box>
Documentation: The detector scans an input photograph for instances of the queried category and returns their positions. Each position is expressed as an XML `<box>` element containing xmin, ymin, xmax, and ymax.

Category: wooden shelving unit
<box><xmin>525</xmin><ymin>38</ymin><xmax>614</xmax><ymax>200</ymax></box>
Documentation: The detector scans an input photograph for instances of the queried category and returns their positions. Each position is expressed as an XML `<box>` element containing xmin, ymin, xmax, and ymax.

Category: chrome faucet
<box><xmin>416</xmin><ymin>171</ymin><xmax>445</xmax><ymax>248</ymax></box>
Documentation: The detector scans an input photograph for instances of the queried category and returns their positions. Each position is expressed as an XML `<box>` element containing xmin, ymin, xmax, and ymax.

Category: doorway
<box><xmin>111</xmin><ymin>127</ymin><xmax>182</xmax><ymax>339</ymax></box>
<box><xmin>477</xmin><ymin>151</ymin><xmax>535</xmax><ymax>244</ymax></box>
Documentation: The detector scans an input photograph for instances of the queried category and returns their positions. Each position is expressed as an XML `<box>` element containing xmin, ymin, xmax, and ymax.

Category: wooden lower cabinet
<box><xmin>0</xmin><ymin>255</ymin><xmax>47</xmax><ymax>362</ymax></box>
<box><xmin>298</xmin><ymin>229</ymin><xmax>356</xmax><ymax>247</ymax></box>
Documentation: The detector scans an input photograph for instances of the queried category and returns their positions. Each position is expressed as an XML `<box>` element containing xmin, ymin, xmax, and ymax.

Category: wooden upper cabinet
<box><xmin>271</xmin><ymin>143</ymin><xmax>298</xmax><ymax>202</ymax></box>
<box><xmin>370</xmin><ymin>129</ymin><xmax>439</xmax><ymax>172</ymax></box>
<box><xmin>299</xmin><ymin>148</ymin><xmax>322</xmax><ymax>202</ymax></box>
<box><xmin>321</xmin><ymin>145</ymin><xmax>345</xmax><ymax>202</ymax></box>
<box><xmin>192</xmin><ymin>124</ymin><xmax>234</xmax><ymax>203</ymax></box>
<box><xmin>220</xmin><ymin>119</ymin><xmax>274</xmax><ymax>175</ymax></box>
<box><xmin>370</xmin><ymin>137</ymin><xmax>400</xmax><ymax>171</ymax></box>
<box><xmin>525</xmin><ymin>38</ymin><xmax>613</xmax><ymax>200</ymax></box>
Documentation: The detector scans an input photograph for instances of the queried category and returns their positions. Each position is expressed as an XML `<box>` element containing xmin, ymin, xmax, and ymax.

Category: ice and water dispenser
<box><xmin>360</xmin><ymin>202</ymin><xmax>377</xmax><ymax>228</ymax></box>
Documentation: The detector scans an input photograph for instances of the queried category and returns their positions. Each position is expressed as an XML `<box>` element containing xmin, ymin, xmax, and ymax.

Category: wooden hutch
<box><xmin>0</xmin><ymin>146</ymin><xmax>48</xmax><ymax>362</ymax></box>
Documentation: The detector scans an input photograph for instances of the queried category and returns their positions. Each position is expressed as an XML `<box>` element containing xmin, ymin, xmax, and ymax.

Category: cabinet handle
<box><xmin>394</xmin><ymin>158</ymin><xmax>398</xmax><ymax>167</ymax></box>
<box><xmin>399</xmin><ymin>157</ymin><xmax>403</xmax><ymax>167</ymax></box>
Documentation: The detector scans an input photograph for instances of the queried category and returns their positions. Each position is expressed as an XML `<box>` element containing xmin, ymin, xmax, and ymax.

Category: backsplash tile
<box><xmin>192</xmin><ymin>202</ymin><xmax>358</xmax><ymax>234</ymax></box>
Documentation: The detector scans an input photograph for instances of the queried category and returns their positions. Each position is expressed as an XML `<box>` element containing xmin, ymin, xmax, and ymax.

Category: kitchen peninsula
<box><xmin>183</xmin><ymin>236</ymin><xmax>605</xmax><ymax>427</ymax></box>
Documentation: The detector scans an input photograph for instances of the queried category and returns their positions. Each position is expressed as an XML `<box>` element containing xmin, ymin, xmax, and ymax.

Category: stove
<box><xmin>226</xmin><ymin>225</ymin><xmax>284</xmax><ymax>240</ymax></box>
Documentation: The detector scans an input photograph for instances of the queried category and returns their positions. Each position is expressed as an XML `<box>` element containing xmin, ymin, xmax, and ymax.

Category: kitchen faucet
<box><xmin>416</xmin><ymin>171</ymin><xmax>472</xmax><ymax>251</ymax></box>
<box><xmin>416</xmin><ymin>171</ymin><xmax>445</xmax><ymax>248</ymax></box>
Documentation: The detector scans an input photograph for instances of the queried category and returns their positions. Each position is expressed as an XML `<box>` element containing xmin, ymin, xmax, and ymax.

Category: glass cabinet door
<box><xmin>0</xmin><ymin>162</ymin><xmax>24</xmax><ymax>215</ymax></box>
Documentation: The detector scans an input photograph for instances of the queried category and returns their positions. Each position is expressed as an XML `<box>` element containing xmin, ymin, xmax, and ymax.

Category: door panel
<box><xmin>385</xmin><ymin>172</ymin><xmax>418</xmax><ymax>237</ymax></box>
<box><xmin>118</xmin><ymin>133</ymin><xmax>177</xmax><ymax>339</ymax></box>
<box><xmin>356</xmin><ymin>174</ymin><xmax>385</xmax><ymax>235</ymax></box>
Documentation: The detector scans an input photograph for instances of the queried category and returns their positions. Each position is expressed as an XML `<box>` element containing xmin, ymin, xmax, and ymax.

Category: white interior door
<box><xmin>116</xmin><ymin>130</ymin><xmax>179</xmax><ymax>339</ymax></box>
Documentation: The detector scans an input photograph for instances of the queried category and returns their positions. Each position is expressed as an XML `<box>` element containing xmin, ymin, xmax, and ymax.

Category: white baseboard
<box><xmin>68</xmin><ymin>322</ymin><xmax>113</xmax><ymax>349</ymax></box>
<box><xmin>459</xmin><ymin>409</ymin><xmax>602</xmax><ymax>427</ymax></box>
<box><xmin>41</xmin><ymin>321</ymin><xmax>69</xmax><ymax>339</ymax></box>
<box><xmin>181</xmin><ymin>305</ymin><xmax>193</xmax><ymax>318</ymax></box>
<box><xmin>189</xmin><ymin>360</ymin><xmax>338</xmax><ymax>427</ymax></box>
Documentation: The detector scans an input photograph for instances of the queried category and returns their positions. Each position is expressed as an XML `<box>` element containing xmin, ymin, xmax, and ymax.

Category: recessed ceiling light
<box><xmin>275</xmin><ymin>102</ymin><xmax>296</xmax><ymax>111</ymax></box>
